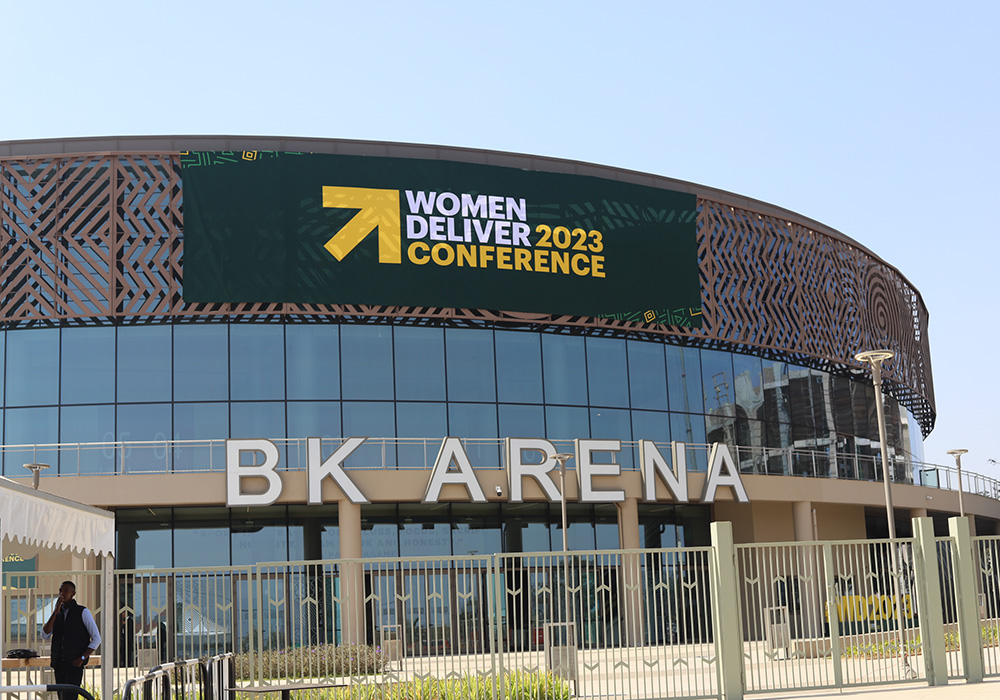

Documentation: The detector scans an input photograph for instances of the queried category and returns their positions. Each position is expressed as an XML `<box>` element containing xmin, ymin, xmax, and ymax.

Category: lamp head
<box><xmin>552</xmin><ymin>452</ymin><xmax>575</xmax><ymax>470</ymax></box>
<box><xmin>947</xmin><ymin>449</ymin><xmax>968</xmax><ymax>458</ymax></box>
<box><xmin>854</xmin><ymin>349</ymin><xmax>895</xmax><ymax>365</ymax></box>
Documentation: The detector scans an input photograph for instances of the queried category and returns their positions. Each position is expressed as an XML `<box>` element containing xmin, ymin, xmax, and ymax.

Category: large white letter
<box><xmin>424</xmin><ymin>437</ymin><xmax>487</xmax><ymax>503</ymax></box>
<box><xmin>307</xmin><ymin>437</ymin><xmax>369</xmax><ymax>504</ymax></box>
<box><xmin>505</xmin><ymin>438</ymin><xmax>561</xmax><ymax>502</ymax></box>
<box><xmin>227</xmin><ymin>439</ymin><xmax>282</xmax><ymax>506</ymax></box>
<box><xmin>640</xmin><ymin>441</ymin><xmax>689</xmax><ymax>502</ymax></box>
<box><xmin>577</xmin><ymin>439</ymin><xmax>624</xmax><ymax>503</ymax></box>
<box><xmin>702</xmin><ymin>443</ymin><xmax>750</xmax><ymax>503</ymax></box>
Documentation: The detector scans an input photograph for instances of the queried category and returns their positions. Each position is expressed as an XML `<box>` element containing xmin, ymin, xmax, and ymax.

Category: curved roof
<box><xmin>0</xmin><ymin>136</ymin><xmax>934</xmax><ymax>434</ymax></box>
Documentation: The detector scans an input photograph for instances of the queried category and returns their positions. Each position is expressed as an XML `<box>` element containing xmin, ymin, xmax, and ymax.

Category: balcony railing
<box><xmin>3</xmin><ymin>437</ymin><xmax>997</xmax><ymax>503</ymax></box>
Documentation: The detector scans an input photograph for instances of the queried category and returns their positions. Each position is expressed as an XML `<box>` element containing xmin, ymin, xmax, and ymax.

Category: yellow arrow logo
<box><xmin>321</xmin><ymin>186</ymin><xmax>401</xmax><ymax>263</ymax></box>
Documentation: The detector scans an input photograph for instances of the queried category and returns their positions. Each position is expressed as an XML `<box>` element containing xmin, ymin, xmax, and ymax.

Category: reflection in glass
<box><xmin>286</xmin><ymin>325</ymin><xmax>339</xmax><ymax>400</ymax></box>
<box><xmin>7</xmin><ymin>328</ymin><xmax>58</xmax><ymax>407</ymax></box>
<box><xmin>60</xmin><ymin>404</ymin><xmax>115</xmax><ymax>474</ymax></box>
<box><xmin>445</xmin><ymin>329</ymin><xmax>496</xmax><ymax>402</ymax></box>
<box><xmin>174</xmin><ymin>326</ymin><xmax>228</xmax><ymax>401</ymax></box>
<box><xmin>117</xmin><ymin>403</ymin><xmax>171</xmax><ymax>473</ymax></box>
<box><xmin>665</xmin><ymin>346</ymin><xmax>702</xmax><ymax>414</ymax></box>
<box><xmin>341</xmin><ymin>326</ymin><xmax>394</xmax><ymax>400</ymax></box>
<box><xmin>119</xmin><ymin>326</ymin><xmax>171</xmax><ymax>403</ymax></box>
<box><xmin>230</xmin><ymin>325</ymin><xmax>284</xmax><ymax>400</ymax></box>
<box><xmin>396</xmin><ymin>402</ymin><xmax>447</xmax><ymax>467</ymax></box>
<box><xmin>448</xmin><ymin>403</ymin><xmax>499</xmax><ymax>467</ymax></box>
<box><xmin>394</xmin><ymin>327</ymin><xmax>445</xmax><ymax>401</ymax></box>
<box><xmin>61</xmin><ymin>327</ymin><xmax>115</xmax><ymax>404</ymax></box>
<box><xmin>542</xmin><ymin>335</ymin><xmax>587</xmax><ymax>405</ymax></box>
<box><xmin>701</xmin><ymin>349</ymin><xmax>735</xmax><ymax>418</ymax></box>
<box><xmin>627</xmin><ymin>341</ymin><xmax>668</xmax><ymax>411</ymax></box>
<box><xmin>173</xmin><ymin>403</ymin><xmax>228</xmax><ymax>471</ymax></box>
<box><xmin>586</xmin><ymin>337</ymin><xmax>628</xmax><ymax>408</ymax></box>
<box><xmin>495</xmin><ymin>331</ymin><xmax>543</xmax><ymax>404</ymax></box>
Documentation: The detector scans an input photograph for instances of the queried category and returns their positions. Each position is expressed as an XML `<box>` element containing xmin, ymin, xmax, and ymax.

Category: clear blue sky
<box><xmin>6</xmin><ymin>1</ymin><xmax>999</xmax><ymax>475</ymax></box>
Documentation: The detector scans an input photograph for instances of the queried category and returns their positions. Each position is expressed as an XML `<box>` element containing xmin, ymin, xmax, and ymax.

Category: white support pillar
<box><xmin>101</xmin><ymin>553</ymin><xmax>115</xmax><ymax>698</ymax></box>
<box><xmin>912</xmin><ymin>517</ymin><xmax>947</xmax><ymax>685</ymax></box>
<box><xmin>949</xmin><ymin>516</ymin><xmax>984</xmax><ymax>682</ymax></box>
<box><xmin>711</xmin><ymin>522</ymin><xmax>743</xmax><ymax>700</ymax></box>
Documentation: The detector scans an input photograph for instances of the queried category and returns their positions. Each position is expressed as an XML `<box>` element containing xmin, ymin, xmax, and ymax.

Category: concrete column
<box><xmin>338</xmin><ymin>500</ymin><xmax>365</xmax><ymax>644</ymax></box>
<box><xmin>912</xmin><ymin>517</ymin><xmax>947</xmax><ymax>685</ymax></box>
<box><xmin>910</xmin><ymin>508</ymin><xmax>929</xmax><ymax>519</ymax></box>
<box><xmin>949</xmin><ymin>516</ymin><xmax>984</xmax><ymax>682</ymax></box>
<box><xmin>792</xmin><ymin>501</ymin><xmax>814</xmax><ymax>541</ymax></box>
<box><xmin>616</xmin><ymin>498</ymin><xmax>643</xmax><ymax>645</ymax></box>
<box><xmin>711</xmin><ymin>522</ymin><xmax>743</xmax><ymax>700</ymax></box>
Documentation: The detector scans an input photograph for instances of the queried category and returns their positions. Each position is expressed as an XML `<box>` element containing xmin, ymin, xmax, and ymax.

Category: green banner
<box><xmin>181</xmin><ymin>151</ymin><xmax>702</xmax><ymax>326</ymax></box>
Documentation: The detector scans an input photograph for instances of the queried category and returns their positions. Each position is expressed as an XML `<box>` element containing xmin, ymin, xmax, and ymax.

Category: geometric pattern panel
<box><xmin>0</xmin><ymin>151</ymin><xmax>935</xmax><ymax>435</ymax></box>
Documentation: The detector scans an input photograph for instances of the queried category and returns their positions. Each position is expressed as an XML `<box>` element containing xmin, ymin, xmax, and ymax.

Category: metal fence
<box><xmin>7</xmin><ymin>518</ymin><xmax>1000</xmax><ymax>700</ymax></box>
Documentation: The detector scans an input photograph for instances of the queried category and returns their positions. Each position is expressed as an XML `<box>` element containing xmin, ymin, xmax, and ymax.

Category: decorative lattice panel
<box><xmin>0</xmin><ymin>151</ymin><xmax>935</xmax><ymax>434</ymax></box>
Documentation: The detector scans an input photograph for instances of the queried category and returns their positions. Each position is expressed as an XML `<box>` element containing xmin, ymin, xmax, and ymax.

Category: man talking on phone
<box><xmin>42</xmin><ymin>581</ymin><xmax>101</xmax><ymax>700</ymax></box>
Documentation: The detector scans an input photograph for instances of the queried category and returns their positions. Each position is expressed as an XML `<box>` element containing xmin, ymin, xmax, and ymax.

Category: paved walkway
<box><xmin>757</xmin><ymin>676</ymin><xmax>1000</xmax><ymax>700</ymax></box>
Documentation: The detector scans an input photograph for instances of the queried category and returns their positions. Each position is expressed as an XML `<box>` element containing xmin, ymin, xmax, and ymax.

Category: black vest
<box><xmin>51</xmin><ymin>601</ymin><xmax>91</xmax><ymax>666</ymax></box>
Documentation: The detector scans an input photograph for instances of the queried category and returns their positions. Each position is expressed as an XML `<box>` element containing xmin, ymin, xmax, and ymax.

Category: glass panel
<box><xmin>452</xmin><ymin>504</ymin><xmax>502</xmax><ymax>556</ymax></box>
<box><xmin>173</xmin><ymin>403</ymin><xmax>228</xmax><ymax>472</ymax></box>
<box><xmin>732</xmin><ymin>353</ymin><xmax>764</xmax><ymax>423</ymax></box>
<box><xmin>398</xmin><ymin>505</ymin><xmax>451</xmax><ymax>556</ymax></box>
<box><xmin>133</xmin><ymin>528</ymin><xmax>172</xmax><ymax>569</ymax></box>
<box><xmin>762</xmin><ymin>359</ymin><xmax>790</xmax><ymax>425</ymax></box>
<box><xmin>341</xmin><ymin>326</ymin><xmax>393</xmax><ymax>400</ymax></box>
<box><xmin>342</xmin><ymin>402</ymin><xmax>396</xmax><ymax>468</ymax></box>
<box><xmin>631</xmin><ymin>410</ymin><xmax>671</xmax><ymax>444</ymax></box>
<box><xmin>445</xmin><ymin>328</ymin><xmax>496</xmax><ymax>402</ymax></box>
<box><xmin>594</xmin><ymin>504</ymin><xmax>619</xmax><ymax>550</ymax></box>
<box><xmin>503</xmin><ymin>503</ymin><xmax>550</xmax><ymax>552</ymax></box>
<box><xmin>542</xmin><ymin>335</ymin><xmax>587</xmax><ymax>405</ymax></box>
<box><xmin>670</xmin><ymin>413</ymin><xmax>707</xmax><ymax>471</ymax></box>
<box><xmin>590</xmin><ymin>408</ymin><xmax>633</xmax><ymax>469</ymax></box>
<box><xmin>495</xmin><ymin>331</ymin><xmax>543</xmax><ymax>404</ymax></box>
<box><xmin>4</xmin><ymin>407</ymin><xmax>58</xmax><ymax>477</ymax></box>
<box><xmin>626</xmin><ymin>340</ymin><xmax>668</xmax><ymax>411</ymax></box>
<box><xmin>586</xmin><ymin>337</ymin><xmax>628</xmax><ymax>408</ymax></box>
<box><xmin>230</xmin><ymin>325</ymin><xmax>284</xmax><ymax>400</ymax></box>
<box><xmin>665</xmin><ymin>345</ymin><xmax>703</xmax><ymax>414</ymax></box>
<box><xmin>231</xmin><ymin>402</ymin><xmax>285</xmax><ymax>439</ymax></box>
<box><xmin>498</xmin><ymin>404</ymin><xmax>545</xmax><ymax>440</ymax></box>
<box><xmin>174</xmin><ymin>525</ymin><xmax>230</xmax><ymax>567</ymax></box>
<box><xmin>544</xmin><ymin>405</ymin><xmax>589</xmax><ymax>452</ymax></box>
<box><xmin>232</xmin><ymin>510</ymin><xmax>288</xmax><ymax>565</ymax></box>
<box><xmin>396</xmin><ymin>402</ymin><xmax>447</xmax><ymax>468</ymax></box>
<box><xmin>6</xmin><ymin>328</ymin><xmax>58</xmax><ymax>407</ymax></box>
<box><xmin>286</xmin><ymin>325</ymin><xmax>340</xmax><ymax>400</ymax></box>
<box><xmin>174</xmin><ymin>325</ymin><xmax>228</xmax><ymax>401</ymax></box>
<box><xmin>361</xmin><ymin>505</ymin><xmax>399</xmax><ymax>557</ymax></box>
<box><xmin>701</xmin><ymin>349</ymin><xmax>735</xmax><ymax>418</ymax></box>
<box><xmin>118</xmin><ymin>325</ymin><xmax>171</xmax><ymax>403</ymax></box>
<box><xmin>60</xmin><ymin>405</ymin><xmax>115</xmax><ymax>475</ymax></box>
<box><xmin>117</xmin><ymin>403</ymin><xmax>171</xmax><ymax>473</ymax></box>
<box><xmin>448</xmin><ymin>403</ymin><xmax>499</xmax><ymax>468</ymax></box>
<box><xmin>61</xmin><ymin>327</ymin><xmax>115</xmax><ymax>404</ymax></box>
<box><xmin>394</xmin><ymin>327</ymin><xmax>445</xmax><ymax>401</ymax></box>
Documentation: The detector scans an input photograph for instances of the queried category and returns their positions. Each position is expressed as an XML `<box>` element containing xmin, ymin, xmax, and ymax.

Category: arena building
<box><xmin>0</xmin><ymin>135</ymin><xmax>992</xmax><ymax>577</ymax></box>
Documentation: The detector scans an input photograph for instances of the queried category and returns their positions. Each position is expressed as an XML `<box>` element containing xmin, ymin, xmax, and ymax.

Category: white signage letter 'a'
<box><xmin>640</xmin><ymin>441</ymin><xmax>689</xmax><ymax>502</ymax></box>
<box><xmin>702</xmin><ymin>443</ymin><xmax>750</xmax><ymax>503</ymax></box>
<box><xmin>505</xmin><ymin>438</ymin><xmax>562</xmax><ymax>502</ymax></box>
<box><xmin>227</xmin><ymin>439</ymin><xmax>282</xmax><ymax>506</ymax></box>
<box><xmin>424</xmin><ymin>437</ymin><xmax>487</xmax><ymax>503</ymax></box>
<box><xmin>577</xmin><ymin>439</ymin><xmax>624</xmax><ymax>503</ymax></box>
<box><xmin>307</xmin><ymin>437</ymin><xmax>369</xmax><ymax>504</ymax></box>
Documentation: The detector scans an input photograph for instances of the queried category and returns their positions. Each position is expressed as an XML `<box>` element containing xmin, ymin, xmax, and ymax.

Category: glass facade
<box><xmin>6</xmin><ymin>321</ymin><xmax>923</xmax><ymax>566</ymax></box>
<box><xmin>0</xmin><ymin>322</ymin><xmax>920</xmax><ymax>475</ymax></box>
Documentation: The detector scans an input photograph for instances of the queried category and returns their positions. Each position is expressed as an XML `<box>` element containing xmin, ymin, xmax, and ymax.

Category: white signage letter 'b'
<box><xmin>226</xmin><ymin>439</ymin><xmax>282</xmax><ymax>506</ymax></box>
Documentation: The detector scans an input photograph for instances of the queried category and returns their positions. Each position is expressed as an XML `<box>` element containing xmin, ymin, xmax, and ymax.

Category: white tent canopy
<box><xmin>0</xmin><ymin>476</ymin><xmax>115</xmax><ymax>556</ymax></box>
<box><xmin>0</xmin><ymin>475</ymin><xmax>115</xmax><ymax>686</ymax></box>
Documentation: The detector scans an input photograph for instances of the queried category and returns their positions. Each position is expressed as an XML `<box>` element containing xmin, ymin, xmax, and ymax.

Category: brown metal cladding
<box><xmin>0</xmin><ymin>139</ymin><xmax>935</xmax><ymax>435</ymax></box>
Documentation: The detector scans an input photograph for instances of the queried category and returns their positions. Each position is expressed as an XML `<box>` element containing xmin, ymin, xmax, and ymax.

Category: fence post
<box><xmin>711</xmin><ymin>521</ymin><xmax>743</xmax><ymax>700</ymax></box>
<box><xmin>821</xmin><ymin>542</ymin><xmax>843</xmax><ymax>687</ymax></box>
<box><xmin>912</xmin><ymin>516</ymin><xmax>947</xmax><ymax>685</ymax></box>
<box><xmin>948</xmin><ymin>516</ymin><xmax>984</xmax><ymax>682</ymax></box>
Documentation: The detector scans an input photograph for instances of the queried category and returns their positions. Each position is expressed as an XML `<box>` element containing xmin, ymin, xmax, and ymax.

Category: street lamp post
<box><xmin>552</xmin><ymin>452</ymin><xmax>576</xmax><ymax>650</ymax></box>
<box><xmin>553</xmin><ymin>453</ymin><xmax>575</xmax><ymax>552</ymax></box>
<box><xmin>946</xmin><ymin>449</ymin><xmax>969</xmax><ymax>518</ymax></box>
<box><xmin>855</xmin><ymin>349</ymin><xmax>913</xmax><ymax>676</ymax></box>
<box><xmin>22</xmin><ymin>463</ymin><xmax>50</xmax><ymax>490</ymax></box>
